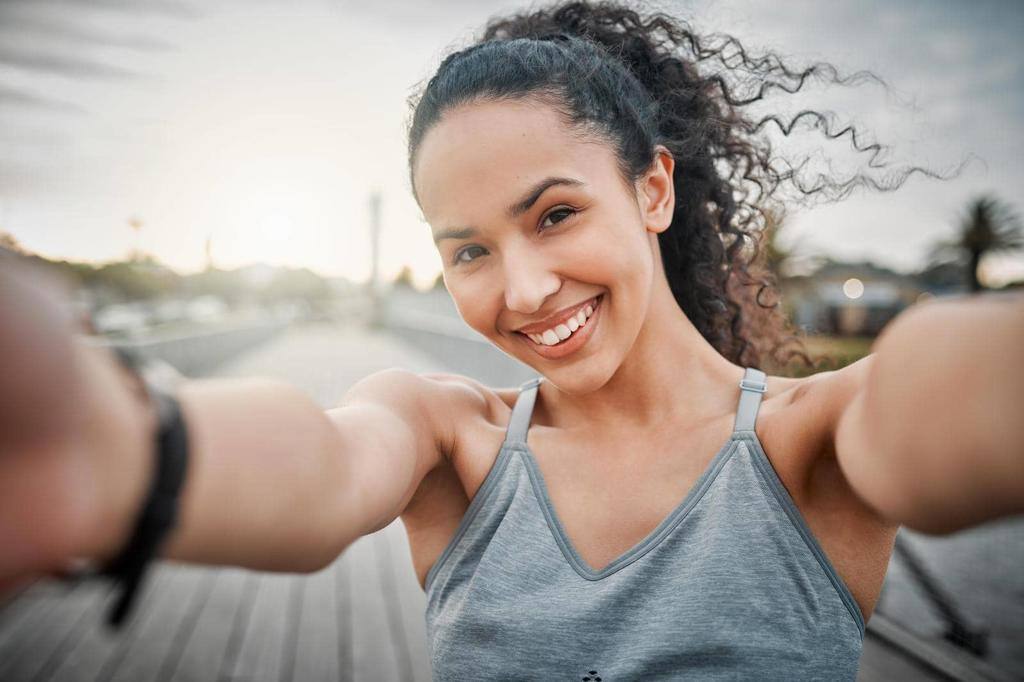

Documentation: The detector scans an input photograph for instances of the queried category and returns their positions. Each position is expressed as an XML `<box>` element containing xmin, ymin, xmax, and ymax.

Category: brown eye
<box><xmin>454</xmin><ymin>245</ymin><xmax>487</xmax><ymax>264</ymax></box>
<box><xmin>540</xmin><ymin>207</ymin><xmax>576</xmax><ymax>230</ymax></box>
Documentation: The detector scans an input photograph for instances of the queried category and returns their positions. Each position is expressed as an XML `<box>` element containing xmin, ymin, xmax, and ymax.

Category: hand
<box><xmin>0</xmin><ymin>257</ymin><xmax>80</xmax><ymax>453</ymax></box>
<box><xmin>0</xmin><ymin>258</ymin><xmax>155</xmax><ymax>597</ymax></box>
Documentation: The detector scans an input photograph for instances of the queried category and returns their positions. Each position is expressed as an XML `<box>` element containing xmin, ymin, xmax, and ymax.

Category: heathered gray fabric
<box><xmin>424</xmin><ymin>368</ymin><xmax>865</xmax><ymax>680</ymax></box>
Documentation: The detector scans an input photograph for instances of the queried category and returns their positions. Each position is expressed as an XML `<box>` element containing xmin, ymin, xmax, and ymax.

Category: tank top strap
<box><xmin>502</xmin><ymin>377</ymin><xmax>543</xmax><ymax>448</ymax></box>
<box><xmin>733</xmin><ymin>367</ymin><xmax>767</xmax><ymax>433</ymax></box>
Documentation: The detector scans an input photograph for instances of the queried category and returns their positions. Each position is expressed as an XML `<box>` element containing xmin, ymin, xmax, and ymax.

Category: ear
<box><xmin>638</xmin><ymin>146</ymin><xmax>675</xmax><ymax>234</ymax></box>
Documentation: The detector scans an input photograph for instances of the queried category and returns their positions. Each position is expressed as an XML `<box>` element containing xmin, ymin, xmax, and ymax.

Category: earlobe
<box><xmin>642</xmin><ymin>147</ymin><xmax>676</xmax><ymax>234</ymax></box>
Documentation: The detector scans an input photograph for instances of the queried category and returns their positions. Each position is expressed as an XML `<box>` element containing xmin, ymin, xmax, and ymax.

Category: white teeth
<box><xmin>524</xmin><ymin>298</ymin><xmax>600</xmax><ymax>347</ymax></box>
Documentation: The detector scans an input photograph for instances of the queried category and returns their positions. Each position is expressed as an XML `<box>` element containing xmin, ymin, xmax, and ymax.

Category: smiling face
<box><xmin>413</xmin><ymin>98</ymin><xmax>675</xmax><ymax>394</ymax></box>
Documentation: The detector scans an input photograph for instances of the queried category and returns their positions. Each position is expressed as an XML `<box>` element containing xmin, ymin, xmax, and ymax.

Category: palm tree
<box><xmin>930</xmin><ymin>196</ymin><xmax>1024</xmax><ymax>291</ymax></box>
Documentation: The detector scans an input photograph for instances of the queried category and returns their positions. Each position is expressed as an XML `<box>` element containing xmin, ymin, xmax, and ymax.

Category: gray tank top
<box><xmin>424</xmin><ymin>368</ymin><xmax>864</xmax><ymax>680</ymax></box>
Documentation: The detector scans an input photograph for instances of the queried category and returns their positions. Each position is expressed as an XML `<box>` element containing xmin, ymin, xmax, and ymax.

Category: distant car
<box><xmin>153</xmin><ymin>299</ymin><xmax>188</xmax><ymax>325</ymax></box>
<box><xmin>93</xmin><ymin>303</ymin><xmax>151</xmax><ymax>335</ymax></box>
<box><xmin>184</xmin><ymin>295</ymin><xmax>229</xmax><ymax>323</ymax></box>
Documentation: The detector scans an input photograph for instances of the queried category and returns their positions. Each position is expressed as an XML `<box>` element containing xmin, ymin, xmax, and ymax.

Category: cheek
<box><xmin>448</xmin><ymin>279</ymin><xmax>501</xmax><ymax>337</ymax></box>
<box><xmin>580</xmin><ymin>220</ymin><xmax>654</xmax><ymax>292</ymax></box>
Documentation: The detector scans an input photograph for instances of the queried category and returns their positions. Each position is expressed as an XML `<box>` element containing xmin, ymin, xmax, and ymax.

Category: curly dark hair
<box><xmin>407</xmin><ymin>0</ymin><xmax>945</xmax><ymax>370</ymax></box>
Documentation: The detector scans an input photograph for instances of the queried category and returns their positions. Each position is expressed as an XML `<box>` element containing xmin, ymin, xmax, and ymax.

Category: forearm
<box><xmin>836</xmin><ymin>292</ymin><xmax>1024</xmax><ymax>533</ymax></box>
<box><xmin>17</xmin><ymin>343</ymin><xmax>364</xmax><ymax>579</ymax></box>
<box><xmin>6</xmin><ymin>264</ymin><xmax>440</xmax><ymax>588</ymax></box>
<box><xmin>158</xmin><ymin>377</ymin><xmax>361</xmax><ymax>572</ymax></box>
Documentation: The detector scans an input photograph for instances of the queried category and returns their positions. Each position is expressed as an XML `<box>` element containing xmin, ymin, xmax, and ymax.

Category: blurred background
<box><xmin>0</xmin><ymin>0</ymin><xmax>1021</xmax><ymax>680</ymax></box>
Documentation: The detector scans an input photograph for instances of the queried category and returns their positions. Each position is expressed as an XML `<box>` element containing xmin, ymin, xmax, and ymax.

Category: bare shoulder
<box><xmin>764</xmin><ymin>356</ymin><xmax>899</xmax><ymax>532</ymax></box>
<box><xmin>389</xmin><ymin>372</ymin><xmax>519</xmax><ymax>588</ymax></box>
<box><xmin>347</xmin><ymin>369</ymin><xmax>513</xmax><ymax>461</ymax></box>
<box><xmin>765</xmin><ymin>356</ymin><xmax>875</xmax><ymax>436</ymax></box>
<box><xmin>756</xmin><ymin>357</ymin><xmax>882</xmax><ymax>500</ymax></box>
<box><xmin>812</xmin><ymin>355</ymin><xmax>874</xmax><ymax>432</ymax></box>
<box><xmin>418</xmin><ymin>372</ymin><xmax>516</xmax><ymax>422</ymax></box>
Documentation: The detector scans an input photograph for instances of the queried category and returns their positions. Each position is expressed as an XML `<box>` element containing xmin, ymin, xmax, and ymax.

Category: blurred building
<box><xmin>781</xmin><ymin>259</ymin><xmax>968</xmax><ymax>336</ymax></box>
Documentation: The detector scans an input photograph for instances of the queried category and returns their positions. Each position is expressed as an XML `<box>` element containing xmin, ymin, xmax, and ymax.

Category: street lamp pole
<box><xmin>368</xmin><ymin>191</ymin><xmax>382</xmax><ymax>326</ymax></box>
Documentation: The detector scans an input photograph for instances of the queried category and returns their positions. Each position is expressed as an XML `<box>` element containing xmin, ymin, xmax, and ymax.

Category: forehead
<box><xmin>413</xmin><ymin>99</ymin><xmax>619</xmax><ymax>225</ymax></box>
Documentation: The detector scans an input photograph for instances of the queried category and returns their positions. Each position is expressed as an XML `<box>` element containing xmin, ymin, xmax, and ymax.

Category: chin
<box><xmin>538</xmin><ymin>363</ymin><xmax>616</xmax><ymax>397</ymax></box>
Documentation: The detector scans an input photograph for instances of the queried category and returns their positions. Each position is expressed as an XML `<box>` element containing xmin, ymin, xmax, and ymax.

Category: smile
<box><xmin>517</xmin><ymin>294</ymin><xmax>603</xmax><ymax>360</ymax></box>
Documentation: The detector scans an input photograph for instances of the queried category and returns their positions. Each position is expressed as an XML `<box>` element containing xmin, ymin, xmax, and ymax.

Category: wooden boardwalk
<box><xmin>0</xmin><ymin>322</ymin><xmax>443</xmax><ymax>682</ymax></box>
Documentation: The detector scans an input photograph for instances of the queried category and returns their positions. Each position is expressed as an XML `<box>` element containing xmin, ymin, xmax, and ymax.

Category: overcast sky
<box><xmin>1</xmin><ymin>0</ymin><xmax>1021</xmax><ymax>286</ymax></box>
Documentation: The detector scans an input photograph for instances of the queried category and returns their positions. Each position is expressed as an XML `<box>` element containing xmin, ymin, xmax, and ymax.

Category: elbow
<box><xmin>289</xmin><ymin>538</ymin><xmax>355</xmax><ymax>574</ymax></box>
<box><xmin>835</xmin><ymin>423</ymin><xmax>956</xmax><ymax>534</ymax></box>
<box><xmin>893</xmin><ymin>496</ymin><xmax>1018</xmax><ymax>536</ymax></box>
<box><xmin>835</xmin><ymin>349</ymin><xmax>1023</xmax><ymax>536</ymax></box>
<box><xmin>834</xmin><ymin>367</ymin><xmax>936</xmax><ymax>530</ymax></box>
<box><xmin>834</xmin><ymin>366</ymin><xmax>902</xmax><ymax>523</ymax></box>
<box><xmin>850</xmin><ymin>297</ymin><xmax>1024</xmax><ymax>533</ymax></box>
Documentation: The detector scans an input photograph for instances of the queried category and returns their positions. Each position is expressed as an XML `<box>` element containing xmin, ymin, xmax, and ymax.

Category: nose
<box><xmin>502</xmin><ymin>246</ymin><xmax>561</xmax><ymax>314</ymax></box>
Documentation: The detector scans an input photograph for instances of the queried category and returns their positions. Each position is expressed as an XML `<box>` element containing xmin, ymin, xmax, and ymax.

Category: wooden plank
<box><xmin>214</xmin><ymin>570</ymin><xmax>262</xmax><ymax>681</ymax></box>
<box><xmin>289</xmin><ymin>562</ymin><xmax>341</xmax><ymax>682</ymax></box>
<box><xmin>0</xmin><ymin>580</ymin><xmax>93</xmax><ymax>680</ymax></box>
<box><xmin>0</xmin><ymin>579</ymin><xmax>104</xmax><ymax>681</ymax></box>
<box><xmin>347</xmin><ymin>533</ymin><xmax>401</xmax><ymax>681</ymax></box>
<box><xmin>336</xmin><ymin>551</ymin><xmax>354</xmax><ymax>682</ymax></box>
<box><xmin>0</xmin><ymin>580</ymin><xmax>78</xmax><ymax>658</ymax></box>
<box><xmin>371</xmin><ymin>528</ymin><xmax>414</xmax><ymax>682</ymax></box>
<box><xmin>168</xmin><ymin>567</ymin><xmax>253</xmax><ymax>682</ymax></box>
<box><xmin>0</xmin><ymin>582</ymin><xmax>64</xmax><ymax>673</ymax></box>
<box><xmin>221</xmin><ymin>571</ymin><xmax>297</xmax><ymax>681</ymax></box>
<box><xmin>153</xmin><ymin>568</ymin><xmax>219</xmax><ymax>680</ymax></box>
<box><xmin>380</xmin><ymin>520</ymin><xmax>431</xmax><ymax>682</ymax></box>
<box><xmin>279</xmin><ymin>575</ymin><xmax>305</xmax><ymax>682</ymax></box>
<box><xmin>105</xmin><ymin>563</ymin><xmax>209</xmax><ymax>682</ymax></box>
<box><xmin>49</xmin><ymin>564</ymin><xmax>175</xmax><ymax>682</ymax></box>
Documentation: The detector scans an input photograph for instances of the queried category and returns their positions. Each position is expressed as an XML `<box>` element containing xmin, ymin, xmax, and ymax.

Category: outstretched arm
<box><xmin>835</xmin><ymin>291</ymin><xmax>1024</xmax><ymax>534</ymax></box>
<box><xmin>0</xmin><ymin>260</ymin><xmax>451</xmax><ymax>594</ymax></box>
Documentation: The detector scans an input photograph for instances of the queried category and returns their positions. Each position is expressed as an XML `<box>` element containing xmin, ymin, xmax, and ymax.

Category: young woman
<box><xmin>2</xmin><ymin>1</ymin><xmax>1022</xmax><ymax>679</ymax></box>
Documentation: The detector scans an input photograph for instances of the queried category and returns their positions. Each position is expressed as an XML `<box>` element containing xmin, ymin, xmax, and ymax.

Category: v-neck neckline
<box><xmin>516</xmin><ymin>436</ymin><xmax>740</xmax><ymax>581</ymax></box>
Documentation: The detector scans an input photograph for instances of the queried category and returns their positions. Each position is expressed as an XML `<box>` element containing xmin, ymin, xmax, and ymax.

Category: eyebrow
<box><xmin>431</xmin><ymin>176</ymin><xmax>584</xmax><ymax>245</ymax></box>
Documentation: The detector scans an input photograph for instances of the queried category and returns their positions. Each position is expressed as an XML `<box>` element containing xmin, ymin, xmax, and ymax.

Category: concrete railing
<box><xmin>107</xmin><ymin>320</ymin><xmax>288</xmax><ymax>377</ymax></box>
<box><xmin>382</xmin><ymin>305</ymin><xmax>538</xmax><ymax>387</ymax></box>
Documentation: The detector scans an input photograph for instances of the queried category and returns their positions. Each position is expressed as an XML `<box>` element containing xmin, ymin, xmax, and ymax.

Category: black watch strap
<box><xmin>101</xmin><ymin>350</ymin><xmax>189</xmax><ymax>628</ymax></box>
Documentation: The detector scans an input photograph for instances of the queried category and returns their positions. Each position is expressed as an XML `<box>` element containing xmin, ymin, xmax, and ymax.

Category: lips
<box><xmin>516</xmin><ymin>294</ymin><xmax>603</xmax><ymax>360</ymax></box>
<box><xmin>515</xmin><ymin>295</ymin><xmax>601</xmax><ymax>335</ymax></box>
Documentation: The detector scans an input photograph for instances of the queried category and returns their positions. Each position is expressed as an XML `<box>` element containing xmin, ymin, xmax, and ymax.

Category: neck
<box><xmin>537</xmin><ymin>279</ymin><xmax>744</xmax><ymax>435</ymax></box>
